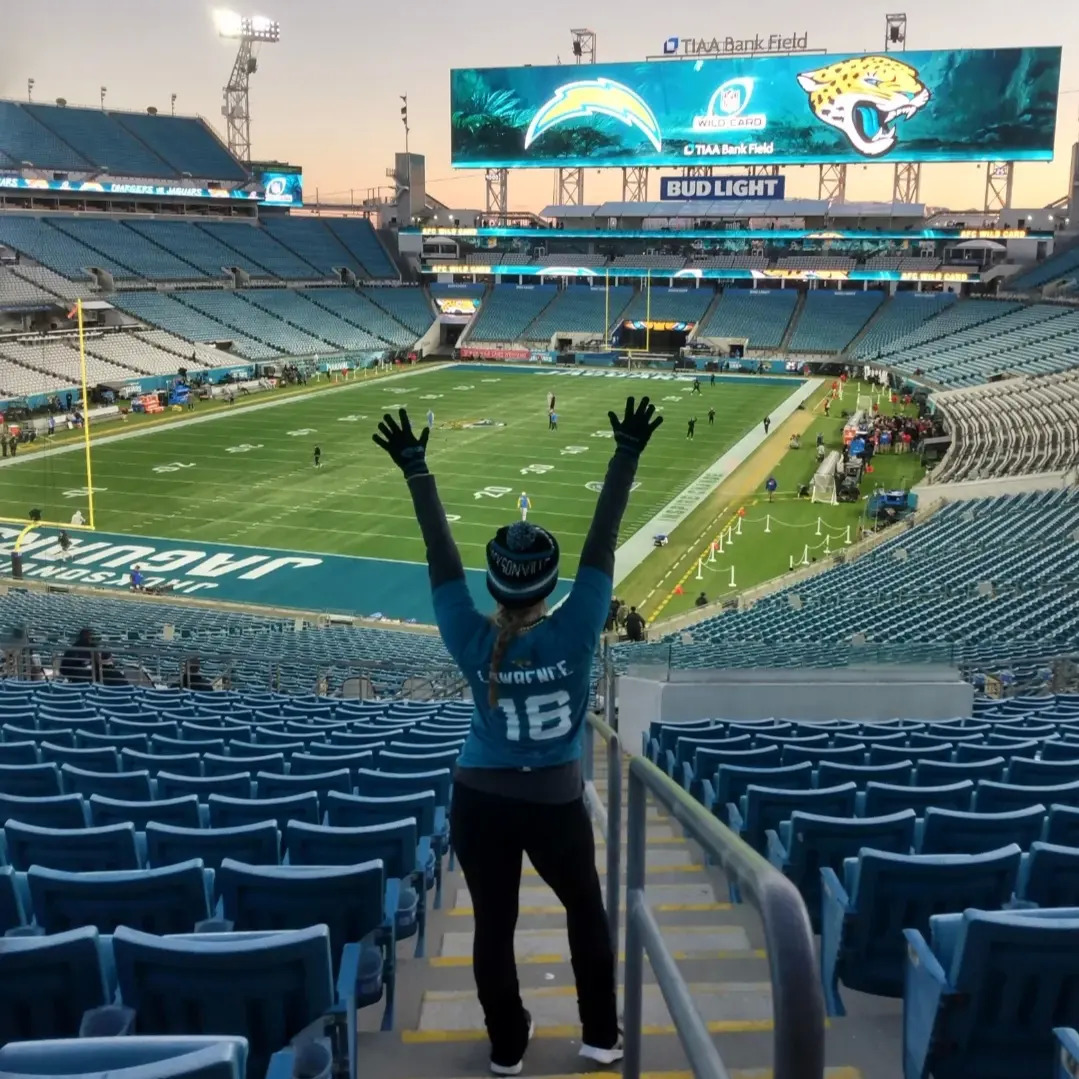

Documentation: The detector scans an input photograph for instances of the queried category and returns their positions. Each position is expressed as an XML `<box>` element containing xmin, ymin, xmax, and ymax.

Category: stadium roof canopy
<box><xmin>538</xmin><ymin>199</ymin><xmax>926</xmax><ymax>220</ymax></box>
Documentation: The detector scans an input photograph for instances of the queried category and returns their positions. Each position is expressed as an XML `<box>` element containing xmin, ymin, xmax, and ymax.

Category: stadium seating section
<box><xmin>698</xmin><ymin>289</ymin><xmax>799</xmax><ymax>349</ymax></box>
<box><xmin>786</xmin><ymin>290</ymin><xmax>884</xmax><ymax>353</ymax></box>
<box><xmin>1009</xmin><ymin>239</ymin><xmax>1079</xmax><ymax>293</ymax></box>
<box><xmin>933</xmin><ymin>369</ymin><xmax>1079</xmax><ymax>482</ymax></box>
<box><xmin>619</xmin><ymin>489</ymin><xmax>1079</xmax><ymax>672</ymax></box>
<box><xmin>520</xmin><ymin>285</ymin><xmax>633</xmax><ymax>343</ymax></box>
<box><xmin>0</xmin><ymin>101</ymin><xmax>247</xmax><ymax>181</ymax></box>
<box><xmin>465</xmin><ymin>285</ymin><xmax>558</xmax><ymax>343</ymax></box>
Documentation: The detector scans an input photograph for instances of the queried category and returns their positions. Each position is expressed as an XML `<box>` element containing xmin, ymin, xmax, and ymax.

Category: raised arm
<box><xmin>372</xmin><ymin>409</ymin><xmax>464</xmax><ymax>588</ymax></box>
<box><xmin>579</xmin><ymin>396</ymin><xmax>663</xmax><ymax>576</ymax></box>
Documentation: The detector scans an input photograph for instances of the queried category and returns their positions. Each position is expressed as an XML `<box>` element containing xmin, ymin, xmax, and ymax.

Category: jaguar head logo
<box><xmin>798</xmin><ymin>55</ymin><xmax>931</xmax><ymax>157</ymax></box>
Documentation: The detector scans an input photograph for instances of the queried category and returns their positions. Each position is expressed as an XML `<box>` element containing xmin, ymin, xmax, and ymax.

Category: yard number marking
<box><xmin>586</xmin><ymin>481</ymin><xmax>640</xmax><ymax>493</ymax></box>
<box><xmin>590</xmin><ymin>430</ymin><xmax>614</xmax><ymax>439</ymax></box>
<box><xmin>152</xmin><ymin>462</ymin><xmax>197</xmax><ymax>474</ymax></box>
<box><xmin>337</xmin><ymin>414</ymin><xmax>368</xmax><ymax>423</ymax></box>
<box><xmin>473</xmin><ymin>486</ymin><xmax>513</xmax><ymax>500</ymax></box>
<box><xmin>286</xmin><ymin>429</ymin><xmax>317</xmax><ymax>437</ymax></box>
<box><xmin>520</xmin><ymin>464</ymin><xmax>554</xmax><ymax>475</ymax></box>
<box><xmin>560</xmin><ymin>445</ymin><xmax>588</xmax><ymax>456</ymax></box>
<box><xmin>63</xmin><ymin>486</ymin><xmax>107</xmax><ymax>499</ymax></box>
<box><xmin>225</xmin><ymin>443</ymin><xmax>264</xmax><ymax>454</ymax></box>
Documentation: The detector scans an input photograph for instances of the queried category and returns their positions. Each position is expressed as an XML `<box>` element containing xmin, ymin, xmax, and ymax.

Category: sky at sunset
<box><xmin>2</xmin><ymin>0</ymin><xmax>1075</xmax><ymax>213</ymax></box>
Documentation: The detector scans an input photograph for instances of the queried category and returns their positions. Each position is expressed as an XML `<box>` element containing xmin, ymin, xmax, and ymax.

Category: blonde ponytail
<box><xmin>487</xmin><ymin>606</ymin><xmax>542</xmax><ymax>707</ymax></box>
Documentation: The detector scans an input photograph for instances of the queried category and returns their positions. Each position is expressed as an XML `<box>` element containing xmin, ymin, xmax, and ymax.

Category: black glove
<box><xmin>372</xmin><ymin>409</ymin><xmax>430</xmax><ymax>479</ymax></box>
<box><xmin>608</xmin><ymin>396</ymin><xmax>663</xmax><ymax>457</ymax></box>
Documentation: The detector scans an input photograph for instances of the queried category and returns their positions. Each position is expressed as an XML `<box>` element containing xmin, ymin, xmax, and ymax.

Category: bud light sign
<box><xmin>659</xmin><ymin>175</ymin><xmax>786</xmax><ymax>201</ymax></box>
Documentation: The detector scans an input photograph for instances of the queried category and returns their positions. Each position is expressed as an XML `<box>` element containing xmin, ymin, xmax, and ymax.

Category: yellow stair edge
<box><xmin>428</xmin><ymin>948</ymin><xmax>767</xmax><ymax>967</ymax></box>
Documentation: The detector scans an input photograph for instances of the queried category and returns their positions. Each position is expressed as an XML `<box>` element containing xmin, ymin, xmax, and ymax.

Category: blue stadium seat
<box><xmin>0</xmin><ymin>793</ymin><xmax>87</xmax><ymax>829</ymax></box>
<box><xmin>701</xmin><ymin>762</ymin><xmax>814</xmax><ymax>815</ymax></box>
<box><xmin>728</xmin><ymin>782</ymin><xmax>858</xmax><ymax>856</ymax></box>
<box><xmin>88</xmin><ymin>795</ymin><xmax>202</xmax><ymax>831</ymax></box>
<box><xmin>870</xmin><ymin>743</ymin><xmax>954</xmax><ymax>765</ymax></box>
<box><xmin>820</xmin><ymin>844</ymin><xmax>1021</xmax><ymax>1015</ymax></box>
<box><xmin>914</xmin><ymin>757</ymin><xmax>1006</xmax><ymax>785</ymax></box>
<box><xmin>203</xmin><ymin>753</ymin><xmax>286</xmax><ymax>778</ymax></box>
<box><xmin>285</xmin><ymin>819</ymin><xmax>423</xmax><ymax>955</ymax></box>
<box><xmin>375</xmin><ymin>749</ymin><xmax>460</xmax><ymax>774</ymax></box>
<box><xmin>152</xmin><ymin>735</ymin><xmax>226</xmax><ymax>756</ymax></box>
<box><xmin>111</xmin><ymin>925</ymin><xmax>340</xmax><ymax>1079</ymax></box>
<box><xmin>0</xmin><ymin>1035</ymin><xmax>248</xmax><ymax>1079</ymax></box>
<box><xmin>904</xmin><ymin>907</ymin><xmax>1079</xmax><ymax>1079</ymax></box>
<box><xmin>290</xmin><ymin>751</ymin><xmax>374</xmax><ymax>779</ymax></box>
<box><xmin>61</xmin><ymin>765</ymin><xmax>153</xmax><ymax>802</ymax></box>
<box><xmin>683</xmin><ymin>745</ymin><xmax>781</xmax><ymax>795</ymax></box>
<box><xmin>207</xmin><ymin>793</ymin><xmax>320</xmax><ymax>832</ymax></box>
<box><xmin>817</xmin><ymin>759</ymin><xmax>914</xmax><ymax>789</ymax></box>
<box><xmin>666</xmin><ymin>732</ymin><xmax>753</xmax><ymax>776</ymax></box>
<box><xmin>862</xmin><ymin>780</ymin><xmax>974</xmax><ymax>817</ymax></box>
<box><xmin>956</xmin><ymin>740</ymin><xmax>1041</xmax><ymax>763</ymax></box>
<box><xmin>256</xmin><ymin>769</ymin><xmax>351</xmax><ymax>804</ymax></box>
<box><xmin>26</xmin><ymin>859</ymin><xmax>212</xmax><ymax>935</ymax></box>
<box><xmin>216</xmin><ymin>858</ymin><xmax>393</xmax><ymax>1028</ymax></box>
<box><xmin>0</xmin><ymin>741</ymin><xmax>39</xmax><ymax>765</ymax></box>
<box><xmin>0</xmin><ymin>864</ymin><xmax>28</xmax><ymax>933</ymax></box>
<box><xmin>766</xmin><ymin>809</ymin><xmax>916</xmax><ymax>931</ymax></box>
<box><xmin>781</xmin><ymin>744</ymin><xmax>866</xmax><ymax>767</ymax></box>
<box><xmin>1008</xmin><ymin>757</ymin><xmax>1079</xmax><ymax>785</ymax></box>
<box><xmin>78</xmin><ymin>730</ymin><xmax>149</xmax><ymax>753</ymax></box>
<box><xmin>121</xmin><ymin>750</ymin><xmax>202</xmax><ymax>778</ymax></box>
<box><xmin>145</xmin><ymin>822</ymin><xmax>279</xmax><ymax>871</ymax></box>
<box><xmin>157</xmin><ymin>773</ymin><xmax>252</xmax><ymax>801</ymax></box>
<box><xmin>0</xmin><ymin>927</ymin><xmax>117</xmax><ymax>1045</ymax></box>
<box><xmin>975</xmin><ymin>779</ymin><xmax>1079</xmax><ymax>814</ymax></box>
<box><xmin>41</xmin><ymin>744</ymin><xmax>119</xmax><ymax>773</ymax></box>
<box><xmin>917</xmin><ymin>804</ymin><xmax>1046</xmax><ymax>855</ymax></box>
<box><xmin>4</xmin><ymin>821</ymin><xmax>139</xmax><ymax>872</ymax></box>
<box><xmin>1015</xmin><ymin>842</ymin><xmax>1079</xmax><ymax>908</ymax></box>
<box><xmin>0</xmin><ymin>763</ymin><xmax>62</xmax><ymax>798</ymax></box>
<box><xmin>1046</xmin><ymin>805</ymin><xmax>1079</xmax><ymax>847</ymax></box>
<box><xmin>1042</xmin><ymin>741</ymin><xmax>1079</xmax><ymax>761</ymax></box>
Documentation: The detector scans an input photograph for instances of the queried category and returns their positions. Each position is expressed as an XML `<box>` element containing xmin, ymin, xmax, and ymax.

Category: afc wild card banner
<box><xmin>450</xmin><ymin>47</ymin><xmax>1061</xmax><ymax>169</ymax></box>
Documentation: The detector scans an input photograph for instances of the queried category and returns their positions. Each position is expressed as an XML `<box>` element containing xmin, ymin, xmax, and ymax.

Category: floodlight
<box><xmin>214</xmin><ymin>9</ymin><xmax>245</xmax><ymax>37</ymax></box>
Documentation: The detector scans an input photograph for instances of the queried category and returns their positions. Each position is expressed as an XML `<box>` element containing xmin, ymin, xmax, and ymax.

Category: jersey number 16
<box><xmin>501</xmin><ymin>691</ymin><xmax>573</xmax><ymax>742</ymax></box>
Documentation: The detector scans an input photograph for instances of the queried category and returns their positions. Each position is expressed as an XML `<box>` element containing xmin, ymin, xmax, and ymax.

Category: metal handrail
<box><xmin>582</xmin><ymin>712</ymin><xmax>621</xmax><ymax>954</ymax></box>
<box><xmin>622</xmin><ymin>754</ymin><xmax>825</xmax><ymax>1079</ymax></box>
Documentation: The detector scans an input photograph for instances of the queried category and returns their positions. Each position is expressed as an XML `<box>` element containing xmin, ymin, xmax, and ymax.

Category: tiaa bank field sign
<box><xmin>659</xmin><ymin>175</ymin><xmax>785</xmax><ymax>201</ymax></box>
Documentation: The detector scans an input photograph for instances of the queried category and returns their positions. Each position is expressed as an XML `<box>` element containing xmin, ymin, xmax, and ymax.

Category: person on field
<box><xmin>373</xmin><ymin>396</ymin><xmax>662</xmax><ymax>1075</ymax></box>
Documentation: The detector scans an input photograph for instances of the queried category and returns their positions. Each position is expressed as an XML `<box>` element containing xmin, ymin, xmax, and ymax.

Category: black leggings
<box><xmin>450</xmin><ymin>781</ymin><xmax>618</xmax><ymax>1061</ymax></box>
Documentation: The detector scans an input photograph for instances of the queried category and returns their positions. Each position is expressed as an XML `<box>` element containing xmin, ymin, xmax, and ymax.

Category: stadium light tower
<box><xmin>554</xmin><ymin>28</ymin><xmax>596</xmax><ymax>207</ymax></box>
<box><xmin>215</xmin><ymin>9</ymin><xmax>280</xmax><ymax>163</ymax></box>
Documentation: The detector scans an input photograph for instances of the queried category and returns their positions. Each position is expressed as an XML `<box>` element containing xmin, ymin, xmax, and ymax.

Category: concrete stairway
<box><xmin>354</xmin><ymin>750</ymin><xmax>901</xmax><ymax>1078</ymax></box>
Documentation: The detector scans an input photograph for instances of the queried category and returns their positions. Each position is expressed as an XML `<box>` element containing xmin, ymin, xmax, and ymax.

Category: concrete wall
<box><xmin>618</xmin><ymin>665</ymin><xmax>974</xmax><ymax>754</ymax></box>
<box><xmin>914</xmin><ymin>471</ymin><xmax>1071</xmax><ymax>510</ymax></box>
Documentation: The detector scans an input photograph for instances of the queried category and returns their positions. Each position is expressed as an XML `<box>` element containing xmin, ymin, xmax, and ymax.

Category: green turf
<box><xmin>0</xmin><ymin>366</ymin><xmax>796</xmax><ymax>571</ymax></box>
<box><xmin>649</xmin><ymin>387</ymin><xmax>926</xmax><ymax>620</ymax></box>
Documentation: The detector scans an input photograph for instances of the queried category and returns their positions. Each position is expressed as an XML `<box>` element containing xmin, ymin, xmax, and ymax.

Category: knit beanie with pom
<box><xmin>485</xmin><ymin>521</ymin><xmax>560</xmax><ymax>609</ymax></box>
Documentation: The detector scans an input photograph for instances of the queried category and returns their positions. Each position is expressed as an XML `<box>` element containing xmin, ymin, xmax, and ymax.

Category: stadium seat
<box><xmin>121</xmin><ymin>750</ymin><xmax>202</xmax><ymax>778</ymax></box>
<box><xmin>862</xmin><ymin>780</ymin><xmax>974</xmax><ymax>817</ymax></box>
<box><xmin>207</xmin><ymin>793</ymin><xmax>320</xmax><ymax>831</ymax></box>
<box><xmin>0</xmin><ymin>927</ymin><xmax>120</xmax><ymax>1045</ymax></box>
<box><xmin>0</xmin><ymin>741</ymin><xmax>39</xmax><ymax>765</ymax></box>
<box><xmin>41</xmin><ymin>744</ymin><xmax>119</xmax><ymax>773</ymax></box>
<box><xmin>144</xmin><ymin>821</ymin><xmax>280</xmax><ymax>870</ymax></box>
<box><xmin>1008</xmin><ymin>756</ymin><xmax>1079</xmax><ymax>785</ymax></box>
<box><xmin>781</xmin><ymin>743</ymin><xmax>866</xmax><ymax>767</ymax></box>
<box><xmin>157</xmin><ymin>773</ymin><xmax>252</xmax><ymax>801</ymax></box>
<box><xmin>0</xmin><ymin>864</ymin><xmax>28</xmax><ymax>933</ymax></box>
<box><xmin>255</xmin><ymin>769</ymin><xmax>351</xmax><ymax>805</ymax></box>
<box><xmin>701</xmin><ymin>762</ymin><xmax>814</xmax><ymax>816</ymax></box>
<box><xmin>0</xmin><ymin>792</ymin><xmax>87</xmax><ymax>830</ymax></box>
<box><xmin>917</xmin><ymin>804</ymin><xmax>1047</xmax><ymax>855</ymax></box>
<box><xmin>290</xmin><ymin>751</ymin><xmax>374</xmax><ymax>779</ymax></box>
<box><xmin>1046</xmin><ymin>805</ymin><xmax>1079</xmax><ymax>847</ymax></box>
<box><xmin>903</xmin><ymin>907</ymin><xmax>1079</xmax><ymax>1079</ymax></box>
<box><xmin>88</xmin><ymin>795</ymin><xmax>202</xmax><ymax>831</ymax></box>
<box><xmin>4</xmin><ymin>821</ymin><xmax>139</xmax><ymax>872</ymax></box>
<box><xmin>215</xmin><ymin>858</ymin><xmax>393</xmax><ymax>1028</ymax></box>
<box><xmin>26</xmin><ymin>859</ymin><xmax>212</xmax><ymax>935</ymax></box>
<box><xmin>976</xmin><ymin>780</ymin><xmax>1079</xmax><ymax>814</ymax></box>
<box><xmin>110</xmin><ymin>925</ymin><xmax>341</xmax><ymax>1079</ymax></box>
<box><xmin>914</xmin><ymin>757</ymin><xmax>1006</xmax><ymax>785</ymax></box>
<box><xmin>820</xmin><ymin>844</ymin><xmax>1022</xmax><ymax>1015</ymax></box>
<box><xmin>815</xmin><ymin>759</ymin><xmax>913</xmax><ymax>789</ymax></box>
<box><xmin>202</xmin><ymin>753</ymin><xmax>286</xmax><ymax>778</ymax></box>
<box><xmin>285</xmin><ymin>819</ymin><xmax>423</xmax><ymax>955</ymax></box>
<box><xmin>766</xmin><ymin>809</ymin><xmax>916</xmax><ymax>931</ymax></box>
<box><xmin>728</xmin><ymin>782</ymin><xmax>858</xmax><ymax>856</ymax></box>
<box><xmin>683</xmin><ymin>745</ymin><xmax>781</xmax><ymax>795</ymax></box>
<box><xmin>0</xmin><ymin>763</ymin><xmax>62</xmax><ymax>798</ymax></box>
<box><xmin>61</xmin><ymin>765</ymin><xmax>153</xmax><ymax>802</ymax></box>
<box><xmin>0</xmin><ymin>1035</ymin><xmax>249</xmax><ymax>1079</ymax></box>
<box><xmin>1058</xmin><ymin>1029</ymin><xmax>1079</xmax><ymax>1079</ymax></box>
<box><xmin>1015</xmin><ymin>842</ymin><xmax>1079</xmax><ymax>908</ymax></box>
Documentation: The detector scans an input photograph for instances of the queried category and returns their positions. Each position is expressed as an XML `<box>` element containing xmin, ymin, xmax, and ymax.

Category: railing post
<box><xmin>605</xmin><ymin>729</ymin><xmax>621</xmax><ymax>954</ymax></box>
<box><xmin>622</xmin><ymin>765</ymin><xmax>648</xmax><ymax>1079</ymax></box>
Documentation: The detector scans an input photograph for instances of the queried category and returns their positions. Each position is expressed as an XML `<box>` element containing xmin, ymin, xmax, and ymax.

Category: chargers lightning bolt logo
<box><xmin>524</xmin><ymin>78</ymin><xmax>663</xmax><ymax>152</ymax></box>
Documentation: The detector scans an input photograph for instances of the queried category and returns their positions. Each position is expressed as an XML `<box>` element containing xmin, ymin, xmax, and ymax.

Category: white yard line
<box><xmin>0</xmin><ymin>364</ymin><xmax>447</xmax><ymax>470</ymax></box>
<box><xmin>612</xmin><ymin>378</ymin><xmax>822</xmax><ymax>584</ymax></box>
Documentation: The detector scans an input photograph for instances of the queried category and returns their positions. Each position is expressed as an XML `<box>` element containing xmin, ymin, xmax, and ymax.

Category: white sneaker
<box><xmin>489</xmin><ymin>1012</ymin><xmax>535</xmax><ymax>1076</ymax></box>
<box><xmin>579</xmin><ymin>1035</ymin><xmax>624</xmax><ymax>1065</ymax></box>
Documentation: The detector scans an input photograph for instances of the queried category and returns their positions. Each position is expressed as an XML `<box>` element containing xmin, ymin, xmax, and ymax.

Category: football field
<box><xmin>2</xmin><ymin>366</ymin><xmax>797</xmax><ymax>568</ymax></box>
